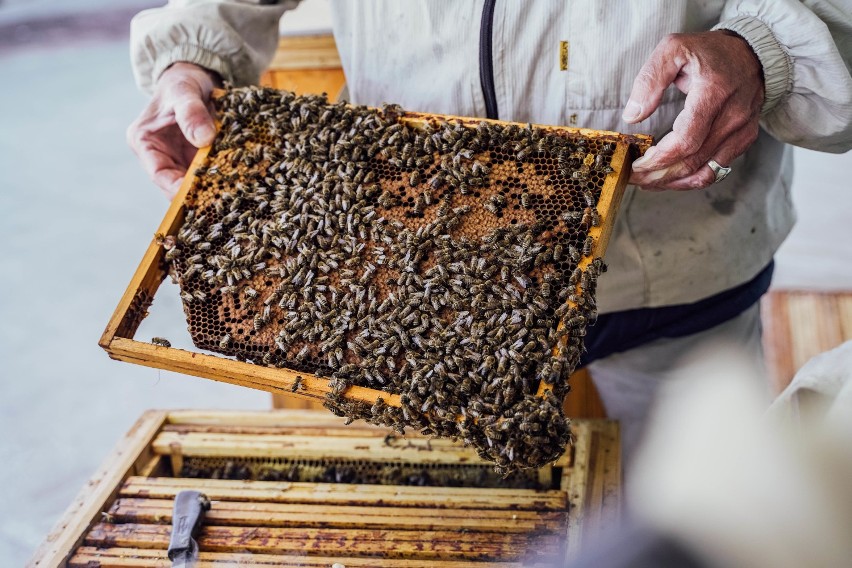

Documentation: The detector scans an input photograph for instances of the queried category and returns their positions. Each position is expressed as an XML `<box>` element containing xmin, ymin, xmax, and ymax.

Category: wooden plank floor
<box><xmin>762</xmin><ymin>290</ymin><xmax>852</xmax><ymax>392</ymax></box>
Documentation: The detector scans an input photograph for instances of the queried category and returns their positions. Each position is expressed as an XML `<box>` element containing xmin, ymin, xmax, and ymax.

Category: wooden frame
<box><xmin>99</xmin><ymin>105</ymin><xmax>650</xmax><ymax>409</ymax></box>
<box><xmin>27</xmin><ymin>410</ymin><xmax>168</xmax><ymax>568</ymax></box>
<box><xmin>28</xmin><ymin>410</ymin><xmax>621</xmax><ymax>567</ymax></box>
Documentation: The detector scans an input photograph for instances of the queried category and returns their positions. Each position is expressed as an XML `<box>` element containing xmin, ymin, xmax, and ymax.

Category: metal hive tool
<box><xmin>101</xmin><ymin>86</ymin><xmax>650</xmax><ymax>473</ymax></box>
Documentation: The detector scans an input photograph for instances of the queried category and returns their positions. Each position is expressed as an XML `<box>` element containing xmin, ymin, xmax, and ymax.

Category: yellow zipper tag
<box><xmin>559</xmin><ymin>41</ymin><xmax>570</xmax><ymax>71</ymax></box>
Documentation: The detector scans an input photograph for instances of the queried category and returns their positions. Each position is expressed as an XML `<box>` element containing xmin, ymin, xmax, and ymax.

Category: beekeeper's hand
<box><xmin>127</xmin><ymin>62</ymin><xmax>220</xmax><ymax>198</ymax></box>
<box><xmin>625</xmin><ymin>31</ymin><xmax>764</xmax><ymax>191</ymax></box>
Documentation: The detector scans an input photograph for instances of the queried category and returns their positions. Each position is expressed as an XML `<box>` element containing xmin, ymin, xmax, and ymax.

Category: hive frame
<box><xmin>29</xmin><ymin>410</ymin><xmax>621</xmax><ymax>567</ymax></box>
<box><xmin>100</xmin><ymin>108</ymin><xmax>650</xmax><ymax>408</ymax></box>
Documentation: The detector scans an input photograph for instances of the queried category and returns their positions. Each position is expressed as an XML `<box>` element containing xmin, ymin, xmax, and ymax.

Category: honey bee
<box><xmin>489</xmin><ymin>194</ymin><xmax>506</xmax><ymax>208</ymax></box>
<box><xmin>517</xmin><ymin>146</ymin><xmax>533</xmax><ymax>160</ymax></box>
<box><xmin>561</xmin><ymin>210</ymin><xmax>582</xmax><ymax>224</ymax></box>
<box><xmin>151</xmin><ymin>337</ymin><xmax>171</xmax><ymax>347</ymax></box>
<box><xmin>590</xmin><ymin>209</ymin><xmax>601</xmax><ymax>227</ymax></box>
<box><xmin>568</xmin><ymin>244</ymin><xmax>581</xmax><ymax>263</ymax></box>
<box><xmin>552</xmin><ymin>243</ymin><xmax>563</xmax><ymax>262</ymax></box>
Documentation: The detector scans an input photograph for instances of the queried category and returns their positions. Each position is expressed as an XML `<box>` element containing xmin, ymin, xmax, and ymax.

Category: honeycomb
<box><xmin>167</xmin><ymin>86</ymin><xmax>618</xmax><ymax>473</ymax></box>
<box><xmin>178</xmin><ymin>455</ymin><xmax>544</xmax><ymax>490</ymax></box>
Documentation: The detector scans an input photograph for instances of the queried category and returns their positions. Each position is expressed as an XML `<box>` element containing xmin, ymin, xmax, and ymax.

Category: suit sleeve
<box><xmin>130</xmin><ymin>0</ymin><xmax>301</xmax><ymax>94</ymax></box>
<box><xmin>714</xmin><ymin>0</ymin><xmax>852</xmax><ymax>153</ymax></box>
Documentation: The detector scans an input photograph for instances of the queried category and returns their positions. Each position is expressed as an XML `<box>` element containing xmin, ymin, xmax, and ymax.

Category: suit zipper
<box><xmin>479</xmin><ymin>0</ymin><xmax>499</xmax><ymax>119</ymax></box>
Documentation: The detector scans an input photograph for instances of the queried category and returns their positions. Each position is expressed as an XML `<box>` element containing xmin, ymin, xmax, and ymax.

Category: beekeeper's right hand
<box><xmin>127</xmin><ymin>62</ymin><xmax>220</xmax><ymax>198</ymax></box>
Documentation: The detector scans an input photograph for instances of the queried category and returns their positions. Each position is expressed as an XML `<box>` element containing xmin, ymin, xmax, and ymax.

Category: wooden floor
<box><xmin>762</xmin><ymin>290</ymin><xmax>852</xmax><ymax>392</ymax></box>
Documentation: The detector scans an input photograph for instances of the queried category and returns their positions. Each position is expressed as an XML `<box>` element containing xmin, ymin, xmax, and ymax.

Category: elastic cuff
<box><xmin>152</xmin><ymin>44</ymin><xmax>235</xmax><ymax>86</ymax></box>
<box><xmin>713</xmin><ymin>15</ymin><xmax>792</xmax><ymax>116</ymax></box>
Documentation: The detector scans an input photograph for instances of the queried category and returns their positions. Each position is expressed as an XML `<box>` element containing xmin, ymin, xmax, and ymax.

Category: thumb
<box><xmin>623</xmin><ymin>35</ymin><xmax>686</xmax><ymax>124</ymax></box>
<box><xmin>168</xmin><ymin>79</ymin><xmax>217</xmax><ymax>148</ymax></box>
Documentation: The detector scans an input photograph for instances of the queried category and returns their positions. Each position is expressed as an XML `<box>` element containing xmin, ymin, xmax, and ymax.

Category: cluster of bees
<box><xmin>167</xmin><ymin>86</ymin><xmax>613</xmax><ymax>472</ymax></box>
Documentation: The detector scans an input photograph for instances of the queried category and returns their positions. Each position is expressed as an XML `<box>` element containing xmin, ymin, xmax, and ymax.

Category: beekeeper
<box><xmin>127</xmin><ymin>0</ymin><xmax>852</xmax><ymax>457</ymax></box>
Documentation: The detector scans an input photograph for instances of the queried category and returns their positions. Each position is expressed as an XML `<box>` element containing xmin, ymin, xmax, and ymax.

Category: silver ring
<box><xmin>707</xmin><ymin>159</ymin><xmax>732</xmax><ymax>184</ymax></box>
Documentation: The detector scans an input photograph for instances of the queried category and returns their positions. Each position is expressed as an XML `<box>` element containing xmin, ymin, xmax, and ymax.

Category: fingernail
<box><xmin>194</xmin><ymin>124</ymin><xmax>216</xmax><ymax>146</ymax></box>
<box><xmin>622</xmin><ymin>100</ymin><xmax>642</xmax><ymax>122</ymax></box>
<box><xmin>643</xmin><ymin>167</ymin><xmax>670</xmax><ymax>182</ymax></box>
<box><xmin>632</xmin><ymin>146</ymin><xmax>656</xmax><ymax>169</ymax></box>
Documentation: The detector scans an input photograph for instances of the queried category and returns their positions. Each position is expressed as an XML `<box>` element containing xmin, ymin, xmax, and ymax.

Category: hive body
<box><xmin>29</xmin><ymin>410</ymin><xmax>621</xmax><ymax>567</ymax></box>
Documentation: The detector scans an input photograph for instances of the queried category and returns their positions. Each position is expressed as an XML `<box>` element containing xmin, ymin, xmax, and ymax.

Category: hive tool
<box><xmin>168</xmin><ymin>490</ymin><xmax>211</xmax><ymax>568</ymax></box>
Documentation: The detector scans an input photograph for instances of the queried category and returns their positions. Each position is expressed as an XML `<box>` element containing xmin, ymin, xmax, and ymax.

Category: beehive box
<box><xmin>101</xmin><ymin>87</ymin><xmax>649</xmax><ymax>470</ymax></box>
<box><xmin>29</xmin><ymin>410</ymin><xmax>620</xmax><ymax>567</ymax></box>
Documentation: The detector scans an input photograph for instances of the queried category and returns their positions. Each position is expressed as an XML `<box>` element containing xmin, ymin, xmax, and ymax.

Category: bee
<box><xmin>219</xmin><ymin>333</ymin><xmax>232</xmax><ymax>349</ymax></box>
<box><xmin>151</xmin><ymin>337</ymin><xmax>171</xmax><ymax>347</ymax></box>
<box><xmin>409</xmin><ymin>169</ymin><xmax>421</xmax><ymax>186</ymax></box>
<box><xmin>429</xmin><ymin>174</ymin><xmax>444</xmax><ymax>190</ymax></box>
<box><xmin>567</xmin><ymin>292</ymin><xmax>586</xmax><ymax>306</ymax></box>
<box><xmin>520</xmin><ymin>192</ymin><xmax>531</xmax><ymax>208</ymax></box>
<box><xmin>555</xmin><ymin>302</ymin><xmax>572</xmax><ymax>319</ymax></box>
<box><xmin>552</xmin><ymin>243</ymin><xmax>563</xmax><ymax>262</ymax></box>
<box><xmin>590</xmin><ymin>209</ymin><xmax>601</xmax><ymax>227</ymax></box>
<box><xmin>583</xmin><ymin>235</ymin><xmax>594</xmax><ymax>256</ymax></box>
<box><xmin>517</xmin><ymin>145</ymin><xmax>533</xmax><ymax>161</ymax></box>
<box><xmin>561</xmin><ymin>210</ymin><xmax>582</xmax><ymax>224</ymax></box>
<box><xmin>291</xmin><ymin>376</ymin><xmax>303</xmax><ymax>392</ymax></box>
<box><xmin>155</xmin><ymin>233</ymin><xmax>177</xmax><ymax>250</ymax></box>
<box><xmin>569</xmin><ymin>267</ymin><xmax>582</xmax><ymax>285</ymax></box>
<box><xmin>568</xmin><ymin>244</ymin><xmax>581</xmax><ymax>263</ymax></box>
